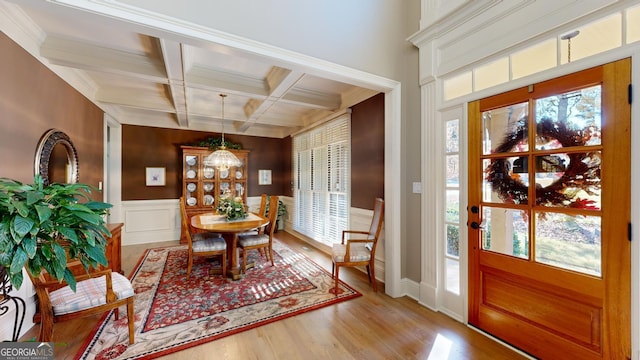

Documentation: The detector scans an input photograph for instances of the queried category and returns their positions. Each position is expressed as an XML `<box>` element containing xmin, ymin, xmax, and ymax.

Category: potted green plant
<box><xmin>0</xmin><ymin>175</ymin><xmax>112</xmax><ymax>291</ymax></box>
<box><xmin>265</xmin><ymin>197</ymin><xmax>287</xmax><ymax>232</ymax></box>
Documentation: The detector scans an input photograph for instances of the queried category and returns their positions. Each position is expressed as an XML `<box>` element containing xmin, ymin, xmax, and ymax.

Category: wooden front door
<box><xmin>468</xmin><ymin>59</ymin><xmax>631</xmax><ymax>359</ymax></box>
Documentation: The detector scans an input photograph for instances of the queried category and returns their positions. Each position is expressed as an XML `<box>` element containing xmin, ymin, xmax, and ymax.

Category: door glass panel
<box><xmin>484</xmin><ymin>157</ymin><xmax>529</xmax><ymax>204</ymax></box>
<box><xmin>535</xmin><ymin>152</ymin><xmax>601</xmax><ymax>209</ymax></box>
<box><xmin>481</xmin><ymin>206</ymin><xmax>529</xmax><ymax>259</ymax></box>
<box><xmin>482</xmin><ymin>102</ymin><xmax>528</xmax><ymax>155</ymax></box>
<box><xmin>447</xmin><ymin>224</ymin><xmax>460</xmax><ymax>257</ymax></box>
<box><xmin>446</xmin><ymin>155</ymin><xmax>459</xmax><ymax>186</ymax></box>
<box><xmin>535</xmin><ymin>212</ymin><xmax>601</xmax><ymax>276</ymax></box>
<box><xmin>535</xmin><ymin>85</ymin><xmax>602</xmax><ymax>149</ymax></box>
<box><xmin>446</xmin><ymin>190</ymin><xmax>460</xmax><ymax>222</ymax></box>
<box><xmin>446</xmin><ymin>120</ymin><xmax>459</xmax><ymax>153</ymax></box>
<box><xmin>445</xmin><ymin>257</ymin><xmax>460</xmax><ymax>294</ymax></box>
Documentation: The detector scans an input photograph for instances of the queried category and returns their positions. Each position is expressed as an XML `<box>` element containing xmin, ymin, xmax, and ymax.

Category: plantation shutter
<box><xmin>293</xmin><ymin>113</ymin><xmax>350</xmax><ymax>246</ymax></box>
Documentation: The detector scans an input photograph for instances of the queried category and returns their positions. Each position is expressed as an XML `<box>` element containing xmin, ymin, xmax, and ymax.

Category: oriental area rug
<box><xmin>75</xmin><ymin>240</ymin><xmax>361</xmax><ymax>359</ymax></box>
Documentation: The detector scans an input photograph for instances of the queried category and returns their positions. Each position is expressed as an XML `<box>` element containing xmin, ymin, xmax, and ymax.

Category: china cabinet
<box><xmin>181</xmin><ymin>145</ymin><xmax>249</xmax><ymax>212</ymax></box>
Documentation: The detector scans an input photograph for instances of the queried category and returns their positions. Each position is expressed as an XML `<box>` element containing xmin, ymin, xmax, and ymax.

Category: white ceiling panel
<box><xmin>4</xmin><ymin>0</ymin><xmax>380</xmax><ymax>138</ymax></box>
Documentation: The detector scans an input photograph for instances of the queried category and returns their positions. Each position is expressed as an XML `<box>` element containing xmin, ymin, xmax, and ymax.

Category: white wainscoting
<box><xmin>120</xmin><ymin>197</ymin><xmax>294</xmax><ymax>246</ymax></box>
<box><xmin>121</xmin><ymin>199</ymin><xmax>181</xmax><ymax>245</ymax></box>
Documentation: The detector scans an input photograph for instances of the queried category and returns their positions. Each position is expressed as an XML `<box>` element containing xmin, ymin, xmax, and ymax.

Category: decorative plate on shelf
<box><xmin>187</xmin><ymin>183</ymin><xmax>196</xmax><ymax>192</ymax></box>
<box><xmin>220</xmin><ymin>169</ymin><xmax>229</xmax><ymax>179</ymax></box>
<box><xmin>235</xmin><ymin>170</ymin><xmax>242</xmax><ymax>179</ymax></box>
<box><xmin>203</xmin><ymin>195</ymin><xmax>214</xmax><ymax>205</ymax></box>
<box><xmin>203</xmin><ymin>183</ymin><xmax>214</xmax><ymax>192</ymax></box>
<box><xmin>203</xmin><ymin>167</ymin><xmax>214</xmax><ymax>179</ymax></box>
<box><xmin>186</xmin><ymin>157</ymin><xmax>197</xmax><ymax>166</ymax></box>
<box><xmin>186</xmin><ymin>197</ymin><xmax>197</xmax><ymax>206</ymax></box>
<box><xmin>186</xmin><ymin>170</ymin><xmax>196</xmax><ymax>179</ymax></box>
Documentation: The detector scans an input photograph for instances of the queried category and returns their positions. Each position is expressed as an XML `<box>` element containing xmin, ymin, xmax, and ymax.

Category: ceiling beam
<box><xmin>185</xmin><ymin>65</ymin><xmax>268</xmax><ymax>97</ymax></box>
<box><xmin>158</xmin><ymin>38</ymin><xmax>188</xmax><ymax>127</ymax></box>
<box><xmin>40</xmin><ymin>36</ymin><xmax>167</xmax><ymax>83</ymax></box>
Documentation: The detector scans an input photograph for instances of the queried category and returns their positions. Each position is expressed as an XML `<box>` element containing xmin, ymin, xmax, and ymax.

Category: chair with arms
<box><xmin>30</xmin><ymin>268</ymin><xmax>135</xmax><ymax>344</ymax></box>
<box><xmin>180</xmin><ymin>197</ymin><xmax>227</xmax><ymax>279</ymax></box>
<box><xmin>331</xmin><ymin>197</ymin><xmax>384</xmax><ymax>294</ymax></box>
<box><xmin>237</xmin><ymin>195</ymin><xmax>279</xmax><ymax>272</ymax></box>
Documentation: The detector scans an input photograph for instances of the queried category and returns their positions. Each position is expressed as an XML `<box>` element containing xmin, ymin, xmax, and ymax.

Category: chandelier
<box><xmin>204</xmin><ymin>94</ymin><xmax>242</xmax><ymax>171</ymax></box>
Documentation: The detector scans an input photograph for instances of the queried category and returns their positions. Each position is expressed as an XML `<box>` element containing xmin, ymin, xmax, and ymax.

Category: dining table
<box><xmin>191</xmin><ymin>212</ymin><xmax>269</xmax><ymax>280</ymax></box>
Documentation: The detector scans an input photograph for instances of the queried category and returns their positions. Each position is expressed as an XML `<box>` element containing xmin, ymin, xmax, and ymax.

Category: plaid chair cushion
<box><xmin>332</xmin><ymin>243</ymin><xmax>371</xmax><ymax>262</ymax></box>
<box><xmin>192</xmin><ymin>234</ymin><xmax>226</xmax><ymax>252</ymax></box>
<box><xmin>49</xmin><ymin>272</ymin><xmax>134</xmax><ymax>315</ymax></box>
<box><xmin>238</xmin><ymin>234</ymin><xmax>269</xmax><ymax>247</ymax></box>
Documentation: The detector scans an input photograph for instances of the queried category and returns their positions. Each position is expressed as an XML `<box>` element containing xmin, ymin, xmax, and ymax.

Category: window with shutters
<box><xmin>293</xmin><ymin>114</ymin><xmax>350</xmax><ymax>246</ymax></box>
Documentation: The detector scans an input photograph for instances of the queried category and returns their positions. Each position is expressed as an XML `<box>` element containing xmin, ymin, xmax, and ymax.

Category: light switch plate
<box><xmin>412</xmin><ymin>182</ymin><xmax>422</xmax><ymax>194</ymax></box>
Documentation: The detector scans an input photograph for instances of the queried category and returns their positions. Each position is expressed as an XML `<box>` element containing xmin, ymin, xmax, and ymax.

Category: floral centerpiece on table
<box><xmin>216</xmin><ymin>197</ymin><xmax>247</xmax><ymax>221</ymax></box>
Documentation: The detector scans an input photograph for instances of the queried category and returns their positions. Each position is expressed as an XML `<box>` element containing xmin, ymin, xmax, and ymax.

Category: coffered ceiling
<box><xmin>3</xmin><ymin>0</ymin><xmax>380</xmax><ymax>138</ymax></box>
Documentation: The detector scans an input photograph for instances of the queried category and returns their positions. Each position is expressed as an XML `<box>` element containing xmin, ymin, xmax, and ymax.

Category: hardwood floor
<box><xmin>21</xmin><ymin>232</ymin><xmax>528</xmax><ymax>359</ymax></box>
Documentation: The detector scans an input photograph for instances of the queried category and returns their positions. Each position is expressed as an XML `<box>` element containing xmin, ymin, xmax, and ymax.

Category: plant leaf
<box><xmin>52</xmin><ymin>242</ymin><xmax>67</xmax><ymax>280</ymax></box>
<box><xmin>85</xmin><ymin>245</ymin><xmax>108</xmax><ymax>266</ymax></box>
<box><xmin>22</xmin><ymin>236</ymin><xmax>37</xmax><ymax>258</ymax></box>
<box><xmin>12</xmin><ymin>215</ymin><xmax>34</xmax><ymax>238</ymax></box>
<box><xmin>63</xmin><ymin>268</ymin><xmax>77</xmax><ymax>292</ymax></box>
<box><xmin>26</xmin><ymin>191</ymin><xmax>44</xmax><ymax>206</ymax></box>
<box><xmin>10</xmin><ymin>270</ymin><xmax>23</xmax><ymax>290</ymax></box>
<box><xmin>12</xmin><ymin>200</ymin><xmax>29</xmax><ymax>217</ymax></box>
<box><xmin>34</xmin><ymin>204</ymin><xmax>52</xmax><ymax>223</ymax></box>
<box><xmin>73</xmin><ymin>211</ymin><xmax>103</xmax><ymax>225</ymax></box>
<box><xmin>0</xmin><ymin>250</ymin><xmax>12</xmax><ymax>267</ymax></box>
<box><xmin>9</xmin><ymin>246</ymin><xmax>28</xmax><ymax>275</ymax></box>
<box><xmin>58</xmin><ymin>226</ymin><xmax>79</xmax><ymax>244</ymax></box>
<box><xmin>84</xmin><ymin>201</ymin><xmax>112</xmax><ymax>211</ymax></box>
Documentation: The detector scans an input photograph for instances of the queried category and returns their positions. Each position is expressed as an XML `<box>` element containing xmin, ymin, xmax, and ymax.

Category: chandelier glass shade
<box><xmin>204</xmin><ymin>94</ymin><xmax>242</xmax><ymax>171</ymax></box>
<box><xmin>204</xmin><ymin>147</ymin><xmax>241</xmax><ymax>171</ymax></box>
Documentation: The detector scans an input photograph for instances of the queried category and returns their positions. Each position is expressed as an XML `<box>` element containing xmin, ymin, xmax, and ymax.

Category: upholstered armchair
<box><xmin>331</xmin><ymin>198</ymin><xmax>384</xmax><ymax>294</ymax></box>
<box><xmin>30</xmin><ymin>269</ymin><xmax>135</xmax><ymax>344</ymax></box>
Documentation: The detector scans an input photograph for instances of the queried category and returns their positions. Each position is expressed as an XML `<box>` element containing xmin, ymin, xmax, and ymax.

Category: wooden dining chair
<box><xmin>238</xmin><ymin>194</ymin><xmax>268</xmax><ymax>237</ymax></box>
<box><xmin>331</xmin><ymin>198</ymin><xmax>384</xmax><ymax>294</ymax></box>
<box><xmin>30</xmin><ymin>268</ymin><xmax>135</xmax><ymax>344</ymax></box>
<box><xmin>237</xmin><ymin>195</ymin><xmax>279</xmax><ymax>272</ymax></box>
<box><xmin>180</xmin><ymin>197</ymin><xmax>227</xmax><ymax>279</ymax></box>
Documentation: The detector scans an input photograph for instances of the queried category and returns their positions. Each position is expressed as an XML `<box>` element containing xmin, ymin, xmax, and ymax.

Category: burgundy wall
<box><xmin>0</xmin><ymin>33</ymin><xmax>104</xmax><ymax>200</ymax></box>
<box><xmin>351</xmin><ymin>93</ymin><xmax>385</xmax><ymax>209</ymax></box>
<box><xmin>121</xmin><ymin>126</ymin><xmax>291</xmax><ymax>200</ymax></box>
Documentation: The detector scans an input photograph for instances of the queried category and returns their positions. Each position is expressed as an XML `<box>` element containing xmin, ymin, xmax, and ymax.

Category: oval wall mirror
<box><xmin>34</xmin><ymin>129</ymin><xmax>79</xmax><ymax>185</ymax></box>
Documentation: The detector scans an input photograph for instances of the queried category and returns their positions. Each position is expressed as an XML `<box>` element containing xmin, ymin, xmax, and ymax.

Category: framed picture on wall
<box><xmin>146</xmin><ymin>167</ymin><xmax>166</xmax><ymax>186</ymax></box>
<box><xmin>258</xmin><ymin>169</ymin><xmax>272</xmax><ymax>185</ymax></box>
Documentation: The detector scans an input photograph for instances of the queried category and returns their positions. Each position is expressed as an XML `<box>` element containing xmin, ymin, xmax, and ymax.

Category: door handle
<box><xmin>470</xmin><ymin>221</ymin><xmax>486</xmax><ymax>230</ymax></box>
